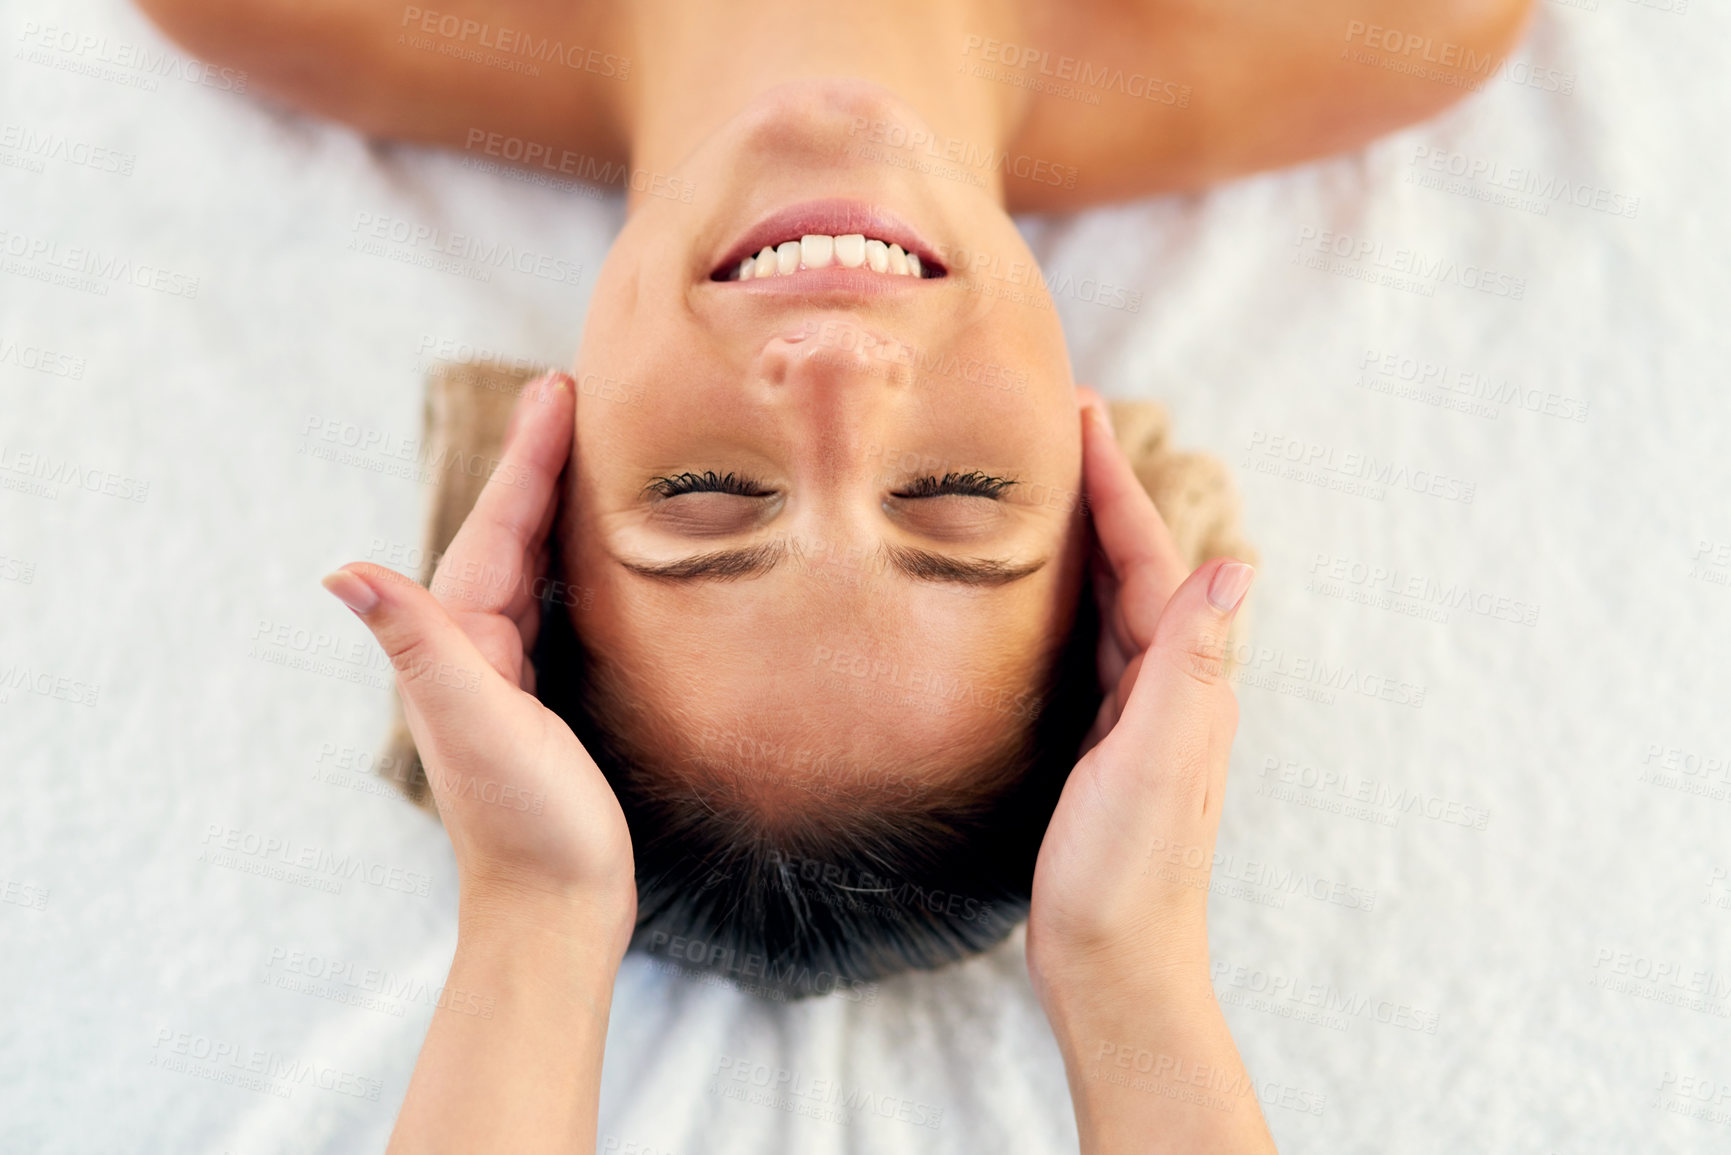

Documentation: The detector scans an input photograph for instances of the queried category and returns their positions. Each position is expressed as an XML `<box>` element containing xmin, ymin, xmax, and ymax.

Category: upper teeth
<box><xmin>736</xmin><ymin>234</ymin><xmax>924</xmax><ymax>280</ymax></box>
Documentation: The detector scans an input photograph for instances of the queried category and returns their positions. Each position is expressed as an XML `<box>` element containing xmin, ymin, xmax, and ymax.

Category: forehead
<box><xmin>617</xmin><ymin>665</ymin><xmax>1035</xmax><ymax>824</ymax></box>
<box><xmin>574</xmin><ymin>565</ymin><xmax>1052</xmax><ymax>763</ymax></box>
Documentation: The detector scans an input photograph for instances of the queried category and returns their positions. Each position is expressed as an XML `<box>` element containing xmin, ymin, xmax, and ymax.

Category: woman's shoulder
<box><xmin>134</xmin><ymin>0</ymin><xmax>628</xmax><ymax>163</ymax></box>
<box><xmin>997</xmin><ymin>0</ymin><xmax>1536</xmax><ymax>210</ymax></box>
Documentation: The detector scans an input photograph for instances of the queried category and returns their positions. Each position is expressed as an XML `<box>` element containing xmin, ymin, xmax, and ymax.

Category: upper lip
<box><xmin>710</xmin><ymin>198</ymin><xmax>947</xmax><ymax>280</ymax></box>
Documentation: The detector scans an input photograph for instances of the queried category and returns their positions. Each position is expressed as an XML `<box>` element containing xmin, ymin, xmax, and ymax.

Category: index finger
<box><xmin>432</xmin><ymin>372</ymin><xmax>575</xmax><ymax>617</ymax></box>
<box><xmin>1080</xmin><ymin>396</ymin><xmax>1189</xmax><ymax>609</ymax></box>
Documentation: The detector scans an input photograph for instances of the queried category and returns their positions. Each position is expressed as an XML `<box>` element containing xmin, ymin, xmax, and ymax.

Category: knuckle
<box><xmin>1160</xmin><ymin>629</ymin><xmax>1230</xmax><ymax>687</ymax></box>
<box><xmin>429</xmin><ymin>563</ymin><xmax>485</xmax><ymax>611</ymax></box>
<box><xmin>385</xmin><ymin>631</ymin><xmax>439</xmax><ymax>686</ymax></box>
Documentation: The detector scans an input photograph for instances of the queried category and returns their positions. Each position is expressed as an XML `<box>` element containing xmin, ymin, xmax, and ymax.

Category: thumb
<box><xmin>321</xmin><ymin>563</ymin><xmax>530</xmax><ymax>782</ymax></box>
<box><xmin>1104</xmin><ymin>557</ymin><xmax>1255</xmax><ymax>814</ymax></box>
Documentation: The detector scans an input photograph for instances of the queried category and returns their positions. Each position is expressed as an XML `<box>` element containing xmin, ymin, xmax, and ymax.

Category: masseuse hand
<box><xmin>322</xmin><ymin>372</ymin><xmax>634</xmax><ymax>936</ymax></box>
<box><xmin>1026</xmin><ymin>393</ymin><xmax>1275</xmax><ymax>1154</ymax></box>
<box><xmin>322</xmin><ymin>374</ymin><xmax>632</xmax><ymax>1155</ymax></box>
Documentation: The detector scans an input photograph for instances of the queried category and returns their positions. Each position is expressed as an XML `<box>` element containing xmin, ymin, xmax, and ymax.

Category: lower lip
<box><xmin>722</xmin><ymin>266</ymin><xmax>929</xmax><ymax>295</ymax></box>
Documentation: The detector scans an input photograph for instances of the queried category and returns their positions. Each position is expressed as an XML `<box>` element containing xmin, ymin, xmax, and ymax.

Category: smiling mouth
<box><xmin>712</xmin><ymin>233</ymin><xmax>945</xmax><ymax>282</ymax></box>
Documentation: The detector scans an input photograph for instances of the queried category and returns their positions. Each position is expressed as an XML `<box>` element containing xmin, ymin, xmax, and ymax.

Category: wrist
<box><xmin>1036</xmin><ymin>957</ymin><xmax>1216</xmax><ymax>1066</ymax></box>
<box><xmin>1039</xmin><ymin>968</ymin><xmax>1276</xmax><ymax>1154</ymax></box>
<box><xmin>1027</xmin><ymin>912</ymin><xmax>1210</xmax><ymax>1026</ymax></box>
<box><xmin>458</xmin><ymin>873</ymin><xmax>636</xmax><ymax>965</ymax></box>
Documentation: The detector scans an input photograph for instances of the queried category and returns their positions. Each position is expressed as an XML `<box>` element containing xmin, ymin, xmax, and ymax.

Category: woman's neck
<box><xmin>615</xmin><ymin>0</ymin><xmax>1030</xmax><ymax>208</ymax></box>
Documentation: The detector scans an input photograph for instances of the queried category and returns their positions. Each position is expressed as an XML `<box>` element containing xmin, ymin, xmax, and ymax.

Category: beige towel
<box><xmin>383</xmin><ymin>361</ymin><xmax>1257</xmax><ymax>813</ymax></box>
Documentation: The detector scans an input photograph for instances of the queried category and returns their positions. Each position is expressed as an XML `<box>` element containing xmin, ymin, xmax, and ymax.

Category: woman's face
<box><xmin>564</xmin><ymin>81</ymin><xmax>1086</xmax><ymax>804</ymax></box>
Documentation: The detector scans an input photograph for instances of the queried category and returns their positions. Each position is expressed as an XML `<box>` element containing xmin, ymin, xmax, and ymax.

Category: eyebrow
<box><xmin>617</xmin><ymin>539</ymin><xmax>1047</xmax><ymax>587</ymax></box>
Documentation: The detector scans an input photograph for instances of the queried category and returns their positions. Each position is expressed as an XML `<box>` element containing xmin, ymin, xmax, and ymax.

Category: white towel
<box><xmin>1</xmin><ymin>0</ymin><xmax>1726</xmax><ymax>1151</ymax></box>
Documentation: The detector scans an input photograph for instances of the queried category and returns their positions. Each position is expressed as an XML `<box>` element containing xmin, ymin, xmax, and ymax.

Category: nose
<box><xmin>754</xmin><ymin>317</ymin><xmax>916</xmax><ymax>394</ymax></box>
<box><xmin>753</xmin><ymin>317</ymin><xmax>913</xmax><ymax>498</ymax></box>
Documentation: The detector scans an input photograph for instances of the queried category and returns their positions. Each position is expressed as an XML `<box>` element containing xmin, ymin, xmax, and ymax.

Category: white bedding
<box><xmin>3</xmin><ymin>0</ymin><xmax>1727</xmax><ymax>1151</ymax></box>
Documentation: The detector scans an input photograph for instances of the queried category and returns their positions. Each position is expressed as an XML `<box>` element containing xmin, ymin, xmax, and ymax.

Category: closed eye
<box><xmin>644</xmin><ymin>470</ymin><xmax>774</xmax><ymax>498</ymax></box>
<box><xmin>891</xmin><ymin>471</ymin><xmax>1016</xmax><ymax>499</ymax></box>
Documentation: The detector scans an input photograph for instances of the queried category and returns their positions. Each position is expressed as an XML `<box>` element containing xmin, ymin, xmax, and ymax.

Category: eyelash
<box><xmin>645</xmin><ymin>471</ymin><xmax>772</xmax><ymax>498</ymax></box>
<box><xmin>893</xmin><ymin>471</ymin><xmax>1016</xmax><ymax>499</ymax></box>
<box><xmin>645</xmin><ymin>470</ymin><xmax>1015</xmax><ymax>499</ymax></box>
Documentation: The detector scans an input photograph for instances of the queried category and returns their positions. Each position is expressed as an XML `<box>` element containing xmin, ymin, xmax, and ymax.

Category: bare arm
<box><xmin>386</xmin><ymin>893</ymin><xmax>621</xmax><ymax>1155</ymax></box>
<box><xmin>1027</xmin><ymin>398</ymin><xmax>1275</xmax><ymax>1152</ymax></box>
<box><xmin>323</xmin><ymin>376</ymin><xmax>636</xmax><ymax>1151</ymax></box>
<box><xmin>1002</xmin><ymin>0</ymin><xmax>1539</xmax><ymax>209</ymax></box>
<box><xmin>132</xmin><ymin>0</ymin><xmax>630</xmax><ymax>161</ymax></box>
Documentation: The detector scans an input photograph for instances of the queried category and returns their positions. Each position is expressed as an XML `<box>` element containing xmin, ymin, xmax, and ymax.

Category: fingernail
<box><xmin>1207</xmin><ymin>561</ymin><xmax>1255</xmax><ymax>613</ymax></box>
<box><xmin>530</xmin><ymin>371</ymin><xmax>572</xmax><ymax>403</ymax></box>
<box><xmin>322</xmin><ymin>568</ymin><xmax>379</xmax><ymax>615</ymax></box>
<box><xmin>523</xmin><ymin>371</ymin><xmax>557</xmax><ymax>406</ymax></box>
<box><xmin>1089</xmin><ymin>402</ymin><xmax>1116</xmax><ymax>436</ymax></box>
